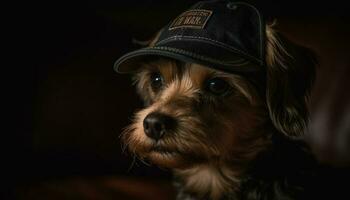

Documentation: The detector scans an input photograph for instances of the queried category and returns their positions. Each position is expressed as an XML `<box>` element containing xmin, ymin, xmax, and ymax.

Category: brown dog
<box><xmin>120</xmin><ymin>24</ymin><xmax>322</xmax><ymax>200</ymax></box>
<box><xmin>114</xmin><ymin>1</ymin><xmax>347</xmax><ymax>199</ymax></box>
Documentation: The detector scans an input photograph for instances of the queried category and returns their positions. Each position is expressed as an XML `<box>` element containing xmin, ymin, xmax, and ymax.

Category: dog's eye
<box><xmin>150</xmin><ymin>72</ymin><xmax>164</xmax><ymax>90</ymax></box>
<box><xmin>206</xmin><ymin>78</ymin><xmax>231</xmax><ymax>96</ymax></box>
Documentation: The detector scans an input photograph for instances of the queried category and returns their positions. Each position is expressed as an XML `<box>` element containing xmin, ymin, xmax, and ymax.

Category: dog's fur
<box><xmin>121</xmin><ymin>25</ymin><xmax>346</xmax><ymax>200</ymax></box>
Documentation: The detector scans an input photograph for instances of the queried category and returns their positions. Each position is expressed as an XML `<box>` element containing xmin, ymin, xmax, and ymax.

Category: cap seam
<box><xmin>150</xmin><ymin>46</ymin><xmax>251</xmax><ymax>65</ymax></box>
<box><xmin>156</xmin><ymin>35</ymin><xmax>262</xmax><ymax>65</ymax></box>
<box><xmin>115</xmin><ymin>47</ymin><xmax>263</xmax><ymax>73</ymax></box>
<box><xmin>235</xmin><ymin>2</ymin><xmax>264</xmax><ymax>60</ymax></box>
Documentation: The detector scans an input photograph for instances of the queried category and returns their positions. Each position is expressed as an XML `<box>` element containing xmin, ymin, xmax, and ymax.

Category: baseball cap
<box><xmin>114</xmin><ymin>0</ymin><xmax>266</xmax><ymax>74</ymax></box>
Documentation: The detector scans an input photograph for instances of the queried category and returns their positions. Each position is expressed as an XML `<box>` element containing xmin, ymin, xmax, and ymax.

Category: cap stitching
<box><xmin>156</xmin><ymin>35</ymin><xmax>262</xmax><ymax>64</ymax></box>
<box><xmin>151</xmin><ymin>46</ymin><xmax>251</xmax><ymax>66</ymax></box>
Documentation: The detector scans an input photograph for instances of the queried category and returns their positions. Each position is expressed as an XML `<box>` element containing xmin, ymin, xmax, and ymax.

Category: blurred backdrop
<box><xmin>4</xmin><ymin>0</ymin><xmax>350</xmax><ymax>199</ymax></box>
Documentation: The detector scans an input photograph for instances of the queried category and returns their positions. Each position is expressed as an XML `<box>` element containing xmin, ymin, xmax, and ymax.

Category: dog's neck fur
<box><xmin>173</xmin><ymin>125</ymin><xmax>274</xmax><ymax>200</ymax></box>
<box><xmin>173</xmin><ymin>133</ymin><xmax>317</xmax><ymax>200</ymax></box>
<box><xmin>175</xmin><ymin>164</ymin><xmax>241</xmax><ymax>200</ymax></box>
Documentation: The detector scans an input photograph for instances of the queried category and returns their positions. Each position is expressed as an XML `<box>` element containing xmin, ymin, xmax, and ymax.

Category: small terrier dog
<box><xmin>115</xmin><ymin>1</ymin><xmax>347</xmax><ymax>200</ymax></box>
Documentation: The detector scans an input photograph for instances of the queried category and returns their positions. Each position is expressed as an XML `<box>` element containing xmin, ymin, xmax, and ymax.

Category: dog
<box><xmin>114</xmin><ymin>1</ymin><xmax>347</xmax><ymax>199</ymax></box>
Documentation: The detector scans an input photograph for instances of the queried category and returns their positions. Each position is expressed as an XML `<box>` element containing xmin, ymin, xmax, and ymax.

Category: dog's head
<box><xmin>121</xmin><ymin>25</ymin><xmax>316</xmax><ymax>171</ymax></box>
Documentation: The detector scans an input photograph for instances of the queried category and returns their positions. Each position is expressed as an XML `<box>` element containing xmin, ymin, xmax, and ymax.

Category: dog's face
<box><xmin>120</xmin><ymin>25</ymin><xmax>316</xmax><ymax>199</ymax></box>
<box><xmin>122</xmin><ymin>26</ymin><xmax>316</xmax><ymax>173</ymax></box>
<box><xmin>123</xmin><ymin>59</ymin><xmax>271</xmax><ymax>169</ymax></box>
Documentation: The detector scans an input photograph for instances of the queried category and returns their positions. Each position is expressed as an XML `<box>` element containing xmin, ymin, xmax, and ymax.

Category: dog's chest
<box><xmin>173</xmin><ymin>179</ymin><xmax>238</xmax><ymax>200</ymax></box>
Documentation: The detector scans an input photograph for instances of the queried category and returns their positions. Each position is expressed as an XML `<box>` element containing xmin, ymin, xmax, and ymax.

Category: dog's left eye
<box><xmin>205</xmin><ymin>78</ymin><xmax>231</xmax><ymax>96</ymax></box>
<box><xmin>150</xmin><ymin>72</ymin><xmax>164</xmax><ymax>90</ymax></box>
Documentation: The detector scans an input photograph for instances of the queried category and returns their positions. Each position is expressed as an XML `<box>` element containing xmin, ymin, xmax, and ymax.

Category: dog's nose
<box><xmin>143</xmin><ymin>112</ymin><xmax>175</xmax><ymax>140</ymax></box>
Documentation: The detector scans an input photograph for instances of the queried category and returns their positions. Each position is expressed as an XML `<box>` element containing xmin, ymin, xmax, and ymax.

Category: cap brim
<box><xmin>114</xmin><ymin>40</ymin><xmax>263</xmax><ymax>74</ymax></box>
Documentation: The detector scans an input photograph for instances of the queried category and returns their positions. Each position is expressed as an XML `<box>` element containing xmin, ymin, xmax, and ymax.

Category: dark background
<box><xmin>4</xmin><ymin>0</ymin><xmax>350</xmax><ymax>199</ymax></box>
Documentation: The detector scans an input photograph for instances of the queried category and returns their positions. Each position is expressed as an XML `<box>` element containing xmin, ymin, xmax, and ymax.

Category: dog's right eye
<box><xmin>150</xmin><ymin>72</ymin><xmax>164</xmax><ymax>90</ymax></box>
<box><xmin>205</xmin><ymin>78</ymin><xmax>231</xmax><ymax>96</ymax></box>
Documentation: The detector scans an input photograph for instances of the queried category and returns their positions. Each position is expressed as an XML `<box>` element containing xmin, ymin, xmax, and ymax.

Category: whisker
<box><xmin>127</xmin><ymin>155</ymin><xmax>137</xmax><ymax>172</ymax></box>
<box><xmin>136</xmin><ymin>156</ymin><xmax>152</xmax><ymax>167</ymax></box>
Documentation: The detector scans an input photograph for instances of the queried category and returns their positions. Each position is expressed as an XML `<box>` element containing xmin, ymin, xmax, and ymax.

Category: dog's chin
<box><xmin>146</xmin><ymin>150</ymin><xmax>185</xmax><ymax>168</ymax></box>
<box><xmin>132</xmin><ymin>144</ymin><xmax>192</xmax><ymax>169</ymax></box>
<box><xmin>129</xmin><ymin>140</ymin><xmax>209</xmax><ymax>169</ymax></box>
<box><xmin>125</xmin><ymin>131</ymin><xmax>199</xmax><ymax>169</ymax></box>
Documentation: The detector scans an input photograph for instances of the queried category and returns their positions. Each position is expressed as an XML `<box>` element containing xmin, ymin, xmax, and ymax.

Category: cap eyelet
<box><xmin>227</xmin><ymin>2</ymin><xmax>238</xmax><ymax>10</ymax></box>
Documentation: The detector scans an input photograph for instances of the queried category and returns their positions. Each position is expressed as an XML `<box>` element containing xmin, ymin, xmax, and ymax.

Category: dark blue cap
<box><xmin>114</xmin><ymin>0</ymin><xmax>266</xmax><ymax>74</ymax></box>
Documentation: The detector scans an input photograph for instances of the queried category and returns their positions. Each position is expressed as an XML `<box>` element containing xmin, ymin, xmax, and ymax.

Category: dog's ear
<box><xmin>265</xmin><ymin>25</ymin><xmax>317</xmax><ymax>138</ymax></box>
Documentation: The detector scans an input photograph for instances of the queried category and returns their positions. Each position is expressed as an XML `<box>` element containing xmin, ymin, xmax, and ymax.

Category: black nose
<box><xmin>143</xmin><ymin>112</ymin><xmax>175</xmax><ymax>140</ymax></box>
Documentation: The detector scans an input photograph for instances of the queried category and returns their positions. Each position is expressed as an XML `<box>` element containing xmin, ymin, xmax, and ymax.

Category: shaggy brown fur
<box><xmin>122</xmin><ymin>25</ymin><xmax>319</xmax><ymax>200</ymax></box>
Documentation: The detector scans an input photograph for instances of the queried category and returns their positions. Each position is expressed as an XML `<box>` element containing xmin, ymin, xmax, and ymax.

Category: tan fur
<box><xmin>266</xmin><ymin>23</ymin><xmax>292</xmax><ymax>68</ymax></box>
<box><xmin>123</xmin><ymin>60</ymin><xmax>270</xmax><ymax>198</ymax></box>
<box><xmin>175</xmin><ymin>165</ymin><xmax>240</xmax><ymax>200</ymax></box>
